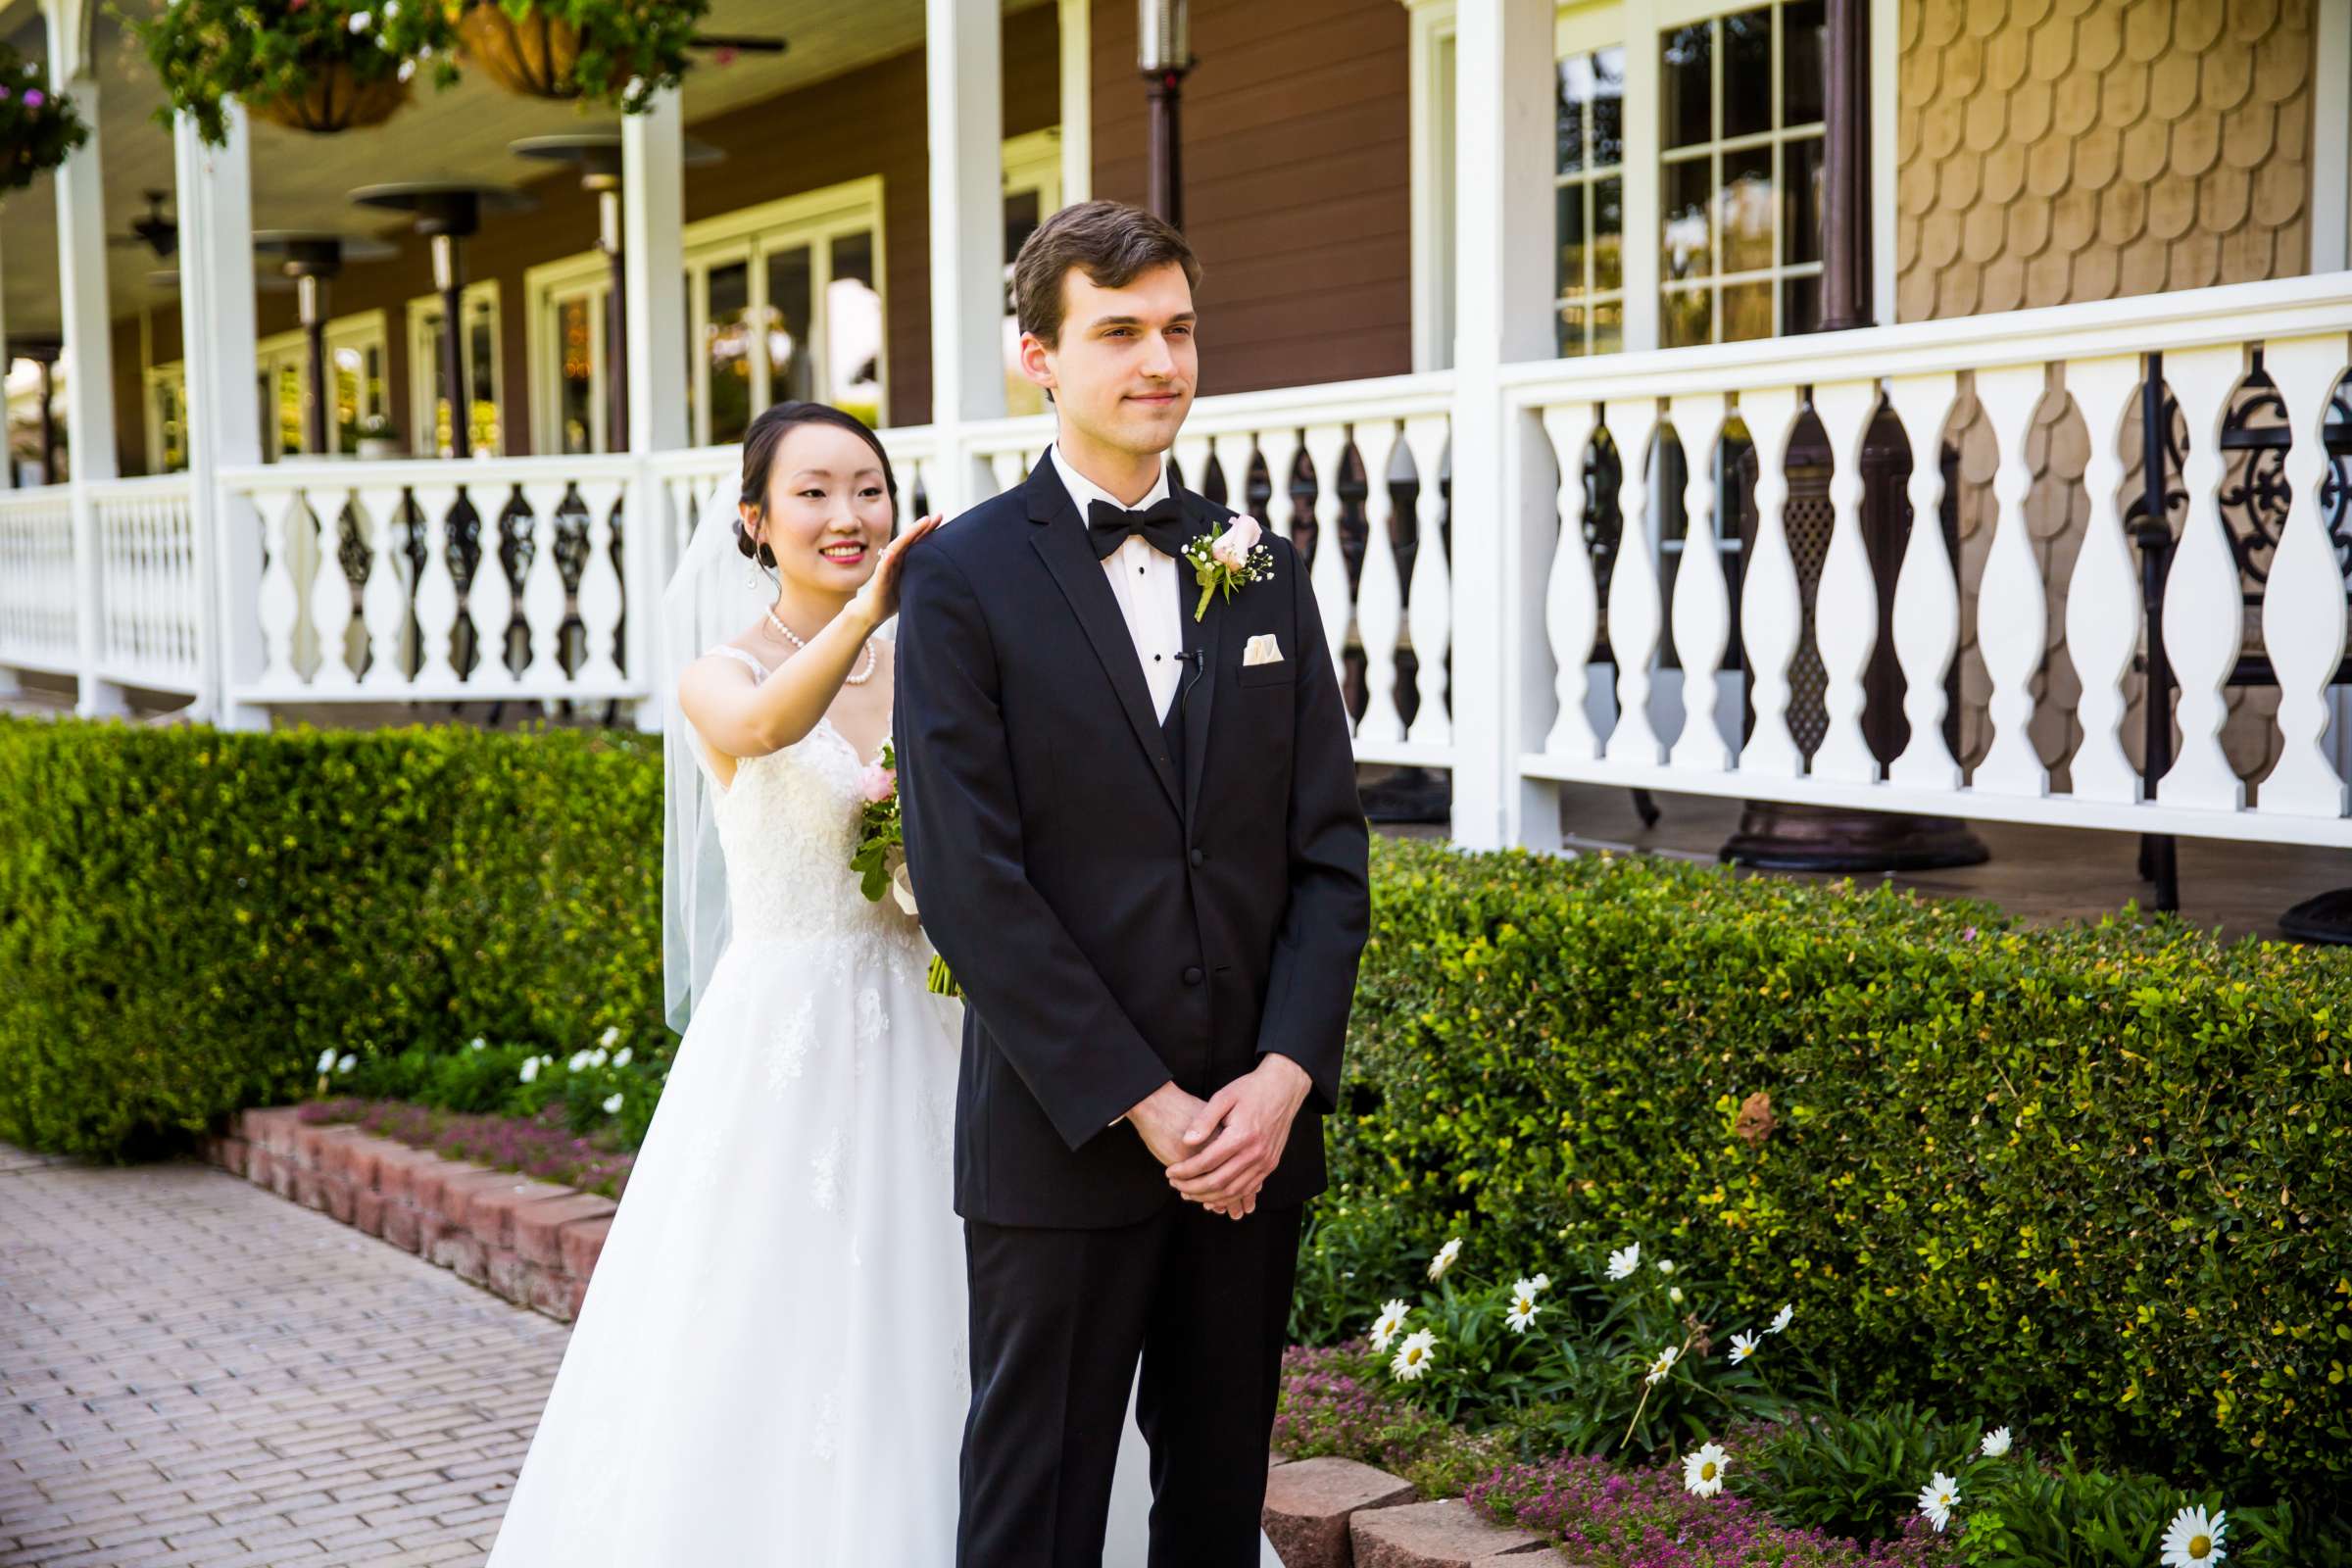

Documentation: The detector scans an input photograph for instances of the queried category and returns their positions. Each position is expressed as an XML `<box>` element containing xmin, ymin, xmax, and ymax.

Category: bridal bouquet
<box><xmin>852</xmin><ymin>742</ymin><xmax>960</xmax><ymax>998</ymax></box>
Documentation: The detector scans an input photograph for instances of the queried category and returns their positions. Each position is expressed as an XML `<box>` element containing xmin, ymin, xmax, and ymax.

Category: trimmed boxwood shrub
<box><xmin>1329</xmin><ymin>838</ymin><xmax>2350</xmax><ymax>1526</ymax></box>
<box><xmin>0</xmin><ymin>717</ymin><xmax>660</xmax><ymax>1157</ymax></box>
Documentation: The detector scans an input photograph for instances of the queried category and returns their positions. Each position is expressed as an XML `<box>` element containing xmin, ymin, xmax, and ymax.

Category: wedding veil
<box><xmin>660</xmin><ymin>480</ymin><xmax>772</xmax><ymax>1035</ymax></box>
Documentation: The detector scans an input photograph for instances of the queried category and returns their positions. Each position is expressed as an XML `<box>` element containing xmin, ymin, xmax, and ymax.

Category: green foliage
<box><xmin>125</xmin><ymin>0</ymin><xmax>460</xmax><ymax>146</ymax></box>
<box><xmin>467</xmin><ymin>0</ymin><xmax>710</xmax><ymax>115</ymax></box>
<box><xmin>1950</xmin><ymin>1447</ymin><xmax>2309</xmax><ymax>1568</ymax></box>
<box><xmin>1737</xmin><ymin>1404</ymin><xmax>1974</xmax><ymax>1543</ymax></box>
<box><xmin>0</xmin><ymin>718</ymin><xmax>662</xmax><ymax>1158</ymax></box>
<box><xmin>1326</xmin><ymin>839</ymin><xmax>2352</xmax><ymax>1524</ymax></box>
<box><xmin>1</xmin><ymin>44</ymin><xmax>90</xmax><ymax>194</ymax></box>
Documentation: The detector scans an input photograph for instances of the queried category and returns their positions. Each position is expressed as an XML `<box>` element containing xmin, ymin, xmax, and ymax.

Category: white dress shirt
<box><xmin>1049</xmin><ymin>444</ymin><xmax>1186</xmax><ymax>723</ymax></box>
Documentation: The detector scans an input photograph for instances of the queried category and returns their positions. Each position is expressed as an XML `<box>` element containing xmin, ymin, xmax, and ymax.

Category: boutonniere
<box><xmin>1180</xmin><ymin>514</ymin><xmax>1275</xmax><ymax>621</ymax></box>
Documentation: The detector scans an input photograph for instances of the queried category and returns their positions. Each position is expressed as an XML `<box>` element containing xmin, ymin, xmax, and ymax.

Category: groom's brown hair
<box><xmin>1012</xmin><ymin>200</ymin><xmax>1201</xmax><ymax>349</ymax></box>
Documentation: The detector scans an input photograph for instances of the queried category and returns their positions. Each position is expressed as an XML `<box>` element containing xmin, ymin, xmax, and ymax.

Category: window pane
<box><xmin>1556</xmin><ymin>55</ymin><xmax>1589</xmax><ymax>174</ymax></box>
<box><xmin>1782</xmin><ymin>273</ymin><xmax>1822</xmax><ymax>335</ymax></box>
<box><xmin>1786</xmin><ymin>133</ymin><xmax>1825</xmax><ymax>268</ymax></box>
<box><xmin>1594</xmin><ymin>175</ymin><xmax>1624</xmax><ymax>291</ymax></box>
<box><xmin>466</xmin><ymin>302</ymin><xmax>500</xmax><ymax>454</ymax></box>
<box><xmin>1663</xmin><ymin>288</ymin><xmax>1711</xmax><ymax>348</ymax></box>
<box><xmin>1556</xmin><ymin>182</ymin><xmax>1588</xmax><ymax>299</ymax></box>
<box><xmin>706</xmin><ymin>260</ymin><xmax>753</xmax><ymax>446</ymax></box>
<box><xmin>1592</xmin><ymin>300</ymin><xmax>1623</xmax><ymax>356</ymax></box>
<box><xmin>765</xmin><ymin>246</ymin><xmax>815</xmax><ymax>408</ymax></box>
<box><xmin>1722</xmin><ymin>280</ymin><xmax>1773</xmax><ymax>342</ymax></box>
<box><xmin>1556</xmin><ymin>302</ymin><xmax>1587</xmax><ymax>359</ymax></box>
<box><xmin>333</xmin><ymin>345</ymin><xmax>363</xmax><ymax>452</ymax></box>
<box><xmin>1722</xmin><ymin>8</ymin><xmax>1773</xmax><ymax>140</ymax></box>
<box><xmin>1663</xmin><ymin>157</ymin><xmax>1714</xmax><ymax>281</ymax></box>
<box><xmin>557</xmin><ymin>296</ymin><xmax>596</xmax><ymax>455</ymax></box>
<box><xmin>1783</xmin><ymin>0</ymin><xmax>1827</xmax><ymax>125</ymax></box>
<box><xmin>1591</xmin><ymin>46</ymin><xmax>1625</xmax><ymax>169</ymax></box>
<box><xmin>1720</xmin><ymin>144</ymin><xmax>1775</xmax><ymax>273</ymax></box>
<box><xmin>828</xmin><ymin>231</ymin><xmax>883</xmax><ymax>427</ymax></box>
<box><xmin>1661</xmin><ymin>24</ymin><xmax>1711</xmax><ymax>150</ymax></box>
<box><xmin>278</xmin><ymin>364</ymin><xmax>304</xmax><ymax>457</ymax></box>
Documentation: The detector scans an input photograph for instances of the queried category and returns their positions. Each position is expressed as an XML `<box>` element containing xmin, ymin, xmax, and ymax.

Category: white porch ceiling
<box><xmin>3</xmin><ymin>0</ymin><xmax>1032</xmax><ymax>339</ymax></box>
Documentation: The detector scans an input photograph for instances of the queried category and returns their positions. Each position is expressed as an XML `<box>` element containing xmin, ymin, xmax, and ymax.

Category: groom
<box><xmin>896</xmin><ymin>199</ymin><xmax>1370</xmax><ymax>1565</ymax></box>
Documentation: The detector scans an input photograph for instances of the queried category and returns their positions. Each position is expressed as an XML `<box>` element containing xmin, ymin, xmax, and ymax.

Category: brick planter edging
<box><xmin>201</xmin><ymin>1106</ymin><xmax>616</xmax><ymax>1323</ymax></box>
<box><xmin>1261</xmin><ymin>1455</ymin><xmax>1575</xmax><ymax>1568</ymax></box>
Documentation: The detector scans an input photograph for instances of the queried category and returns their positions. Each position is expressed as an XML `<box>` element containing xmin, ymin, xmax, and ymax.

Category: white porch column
<box><xmin>46</xmin><ymin>0</ymin><xmax>127</xmax><ymax>715</ymax></box>
<box><xmin>174</xmin><ymin>104</ymin><xmax>265</xmax><ymax>728</ymax></box>
<box><xmin>926</xmin><ymin>0</ymin><xmax>1007</xmax><ymax>514</ymax></box>
<box><xmin>1449</xmin><ymin>0</ymin><xmax>1555</xmax><ymax>850</ymax></box>
<box><xmin>622</xmin><ymin>89</ymin><xmax>688</xmax><ymax>732</ymax></box>
<box><xmin>1056</xmin><ymin>0</ymin><xmax>1091</xmax><ymax>206</ymax></box>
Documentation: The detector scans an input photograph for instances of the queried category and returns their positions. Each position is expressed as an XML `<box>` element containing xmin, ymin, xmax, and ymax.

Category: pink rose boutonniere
<box><xmin>1181</xmin><ymin>514</ymin><xmax>1276</xmax><ymax>621</ymax></box>
<box><xmin>848</xmin><ymin>740</ymin><xmax>960</xmax><ymax>998</ymax></box>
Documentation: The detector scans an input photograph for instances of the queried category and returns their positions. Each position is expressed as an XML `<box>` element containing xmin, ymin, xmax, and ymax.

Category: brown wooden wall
<box><xmin>1087</xmin><ymin>0</ymin><xmax>1414</xmax><ymax>398</ymax></box>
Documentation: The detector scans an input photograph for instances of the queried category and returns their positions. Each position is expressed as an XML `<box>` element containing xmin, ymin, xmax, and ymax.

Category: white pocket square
<box><xmin>1243</xmin><ymin>633</ymin><xmax>1285</xmax><ymax>666</ymax></box>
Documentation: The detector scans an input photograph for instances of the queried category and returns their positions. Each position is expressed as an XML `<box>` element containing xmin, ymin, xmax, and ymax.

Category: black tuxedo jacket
<box><xmin>895</xmin><ymin>457</ymin><xmax>1370</xmax><ymax>1228</ymax></box>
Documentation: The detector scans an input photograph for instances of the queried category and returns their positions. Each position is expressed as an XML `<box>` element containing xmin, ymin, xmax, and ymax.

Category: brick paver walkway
<box><xmin>1</xmin><ymin>1143</ymin><xmax>568</xmax><ymax>1566</ymax></box>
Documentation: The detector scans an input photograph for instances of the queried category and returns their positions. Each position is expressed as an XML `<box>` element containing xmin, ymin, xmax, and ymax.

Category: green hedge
<box><xmin>1331</xmin><ymin>838</ymin><xmax>2350</xmax><ymax>1524</ymax></box>
<box><xmin>0</xmin><ymin>718</ymin><xmax>661</xmax><ymax>1156</ymax></box>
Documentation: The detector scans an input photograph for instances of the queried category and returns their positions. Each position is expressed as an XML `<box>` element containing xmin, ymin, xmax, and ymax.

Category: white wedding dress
<box><xmin>486</xmin><ymin>643</ymin><xmax>1282</xmax><ymax>1566</ymax></box>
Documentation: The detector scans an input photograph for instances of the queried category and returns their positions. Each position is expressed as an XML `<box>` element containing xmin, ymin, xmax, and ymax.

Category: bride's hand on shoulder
<box><xmin>850</xmin><ymin>513</ymin><xmax>946</xmax><ymax>628</ymax></box>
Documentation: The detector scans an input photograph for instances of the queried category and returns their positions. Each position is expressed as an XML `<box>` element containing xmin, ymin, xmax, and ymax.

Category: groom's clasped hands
<box><xmin>1125</xmin><ymin>1054</ymin><xmax>1315</xmax><ymax>1219</ymax></box>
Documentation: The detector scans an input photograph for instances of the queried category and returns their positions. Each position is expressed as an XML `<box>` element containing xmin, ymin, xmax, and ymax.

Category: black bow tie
<box><xmin>1086</xmin><ymin>497</ymin><xmax>1191</xmax><ymax>562</ymax></box>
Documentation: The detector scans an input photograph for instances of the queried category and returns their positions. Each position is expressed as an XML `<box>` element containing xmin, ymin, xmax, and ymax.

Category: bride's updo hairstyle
<box><xmin>734</xmin><ymin>401</ymin><xmax>902</xmax><ymax>569</ymax></box>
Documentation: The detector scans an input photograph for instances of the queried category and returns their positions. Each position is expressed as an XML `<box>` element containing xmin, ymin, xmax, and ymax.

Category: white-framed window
<box><xmin>144</xmin><ymin>364</ymin><xmax>190</xmax><ymax>473</ymax></box>
<box><xmin>407</xmin><ymin>281</ymin><xmax>504</xmax><ymax>458</ymax></box>
<box><xmin>214</xmin><ymin>310</ymin><xmax>393</xmax><ymax>464</ymax></box>
<box><xmin>1002</xmin><ymin>127</ymin><xmax>1065</xmax><ymax>417</ymax></box>
<box><xmin>1552</xmin><ymin>11</ymin><xmax>1627</xmax><ymax>356</ymax></box>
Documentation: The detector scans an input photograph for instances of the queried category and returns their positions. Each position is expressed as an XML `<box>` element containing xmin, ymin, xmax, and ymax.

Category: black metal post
<box><xmin>2133</xmin><ymin>351</ymin><xmax>2180</xmax><ymax>913</ymax></box>
<box><xmin>433</xmin><ymin>233</ymin><xmax>471</xmax><ymax>460</ymax></box>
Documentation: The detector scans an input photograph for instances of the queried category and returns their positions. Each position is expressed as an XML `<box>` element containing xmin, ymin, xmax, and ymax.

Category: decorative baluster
<box><xmin>406</xmin><ymin>481</ymin><xmax>463</xmax><ymax>687</ymax></box>
<box><xmin>1669</xmin><ymin>392</ymin><xmax>1733</xmax><ymax>770</ymax></box>
<box><xmin>1401</xmin><ymin>415</ymin><xmax>1451</xmax><ymax>749</ymax></box>
<box><xmin>467</xmin><ymin>487</ymin><xmax>518</xmax><ymax>691</ymax></box>
<box><xmin>356</xmin><ymin>487</ymin><xmax>409</xmax><ymax>692</ymax></box>
<box><xmin>1209</xmin><ymin>431</ymin><xmax>1253</xmax><ymax>518</ymax></box>
<box><xmin>1541</xmin><ymin>402</ymin><xmax>1601</xmax><ymax>757</ymax></box>
<box><xmin>575</xmin><ymin>479</ymin><xmax>627</xmax><ymax>687</ymax></box>
<box><xmin>1258</xmin><ymin>427</ymin><xmax>1303</xmax><ymax>541</ymax></box>
<box><xmin>518</xmin><ymin>481</ymin><xmax>571</xmax><ymax>690</ymax></box>
<box><xmin>1301</xmin><ymin>422</ymin><xmax>1353</xmax><ymax>693</ymax></box>
<box><xmin>990</xmin><ymin>451</ymin><xmax>1025</xmax><ymax>500</ymax></box>
<box><xmin>1808</xmin><ymin>380</ymin><xmax>1884</xmax><ymax>782</ymax></box>
<box><xmin>2153</xmin><ymin>344</ymin><xmax>2248</xmax><ymax>810</ymax></box>
<box><xmin>136</xmin><ymin>501</ymin><xmax>156</xmax><ymax>670</ymax></box>
<box><xmin>1603</xmin><ymin>399</ymin><xmax>1665</xmax><ymax>764</ymax></box>
<box><xmin>1736</xmin><ymin>388</ymin><xmax>1806</xmax><ymax>777</ymax></box>
<box><xmin>1172</xmin><ymin>431</ymin><xmax>1211</xmax><ymax>500</ymax></box>
<box><xmin>1879</xmin><ymin>372</ymin><xmax>1965</xmax><ymax>789</ymax></box>
<box><xmin>2055</xmin><ymin>356</ymin><xmax>2143</xmax><ymax>803</ymax></box>
<box><xmin>307</xmin><ymin>487</ymin><xmax>359</xmax><ymax>690</ymax></box>
<box><xmin>1971</xmin><ymin>364</ymin><xmax>2051</xmax><ymax>796</ymax></box>
<box><xmin>255</xmin><ymin>487</ymin><xmax>307</xmax><ymax>690</ymax></box>
<box><xmin>1353</xmin><ymin>419</ymin><xmax>1407</xmax><ymax>746</ymax></box>
<box><xmin>2254</xmin><ymin>335</ymin><xmax>2351</xmax><ymax>817</ymax></box>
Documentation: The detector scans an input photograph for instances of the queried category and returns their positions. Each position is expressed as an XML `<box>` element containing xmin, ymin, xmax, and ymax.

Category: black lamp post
<box><xmin>1138</xmin><ymin>0</ymin><xmax>1193</xmax><ymax>230</ymax></box>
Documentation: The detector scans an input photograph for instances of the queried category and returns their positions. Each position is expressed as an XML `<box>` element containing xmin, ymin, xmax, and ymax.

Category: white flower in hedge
<box><xmin>587</xmin><ymin>1049</ymin><xmax>610</xmax><ymax>1068</ymax></box>
<box><xmin>348</xmin><ymin>10</ymin><xmax>369</xmax><ymax>30</ymax></box>
<box><xmin>1655</xmin><ymin>1258</ymin><xmax>1676</xmax><ymax>1276</ymax></box>
<box><xmin>600</xmin><ymin>1026</ymin><xmax>620</xmax><ymax>1049</ymax></box>
<box><xmin>1682</xmin><ymin>1442</ymin><xmax>1729</xmax><ymax>1497</ymax></box>
<box><xmin>316</xmin><ymin>1048</ymin><xmax>337</xmax><ymax>1075</ymax></box>
<box><xmin>601</xmin><ymin>1093</ymin><xmax>624</xmax><ymax>1115</ymax></box>
<box><xmin>1729</xmin><ymin>1331</ymin><xmax>1760</xmax><ymax>1364</ymax></box>
<box><xmin>1390</xmin><ymin>1329</ymin><xmax>1438</xmax><ymax>1382</ymax></box>
<box><xmin>1504</xmin><ymin>1284</ymin><xmax>1541</xmax><ymax>1334</ymax></box>
<box><xmin>1668</xmin><ymin>1286</ymin><xmax>1685</xmax><ymax>1304</ymax></box>
<box><xmin>1980</xmin><ymin>1425</ymin><xmax>2012</xmax><ymax>1457</ymax></box>
<box><xmin>612</xmin><ymin>1048</ymin><xmax>632</xmax><ymax>1068</ymax></box>
<box><xmin>1606</xmin><ymin>1243</ymin><xmax>1642</xmax><ymax>1281</ymax></box>
<box><xmin>1369</xmin><ymin>1298</ymin><xmax>1409</xmax><ymax>1352</ymax></box>
<box><xmin>1769</xmin><ymin>1303</ymin><xmax>1793</xmax><ymax>1334</ymax></box>
<box><xmin>1428</xmin><ymin>1238</ymin><xmax>1462</xmax><ymax>1281</ymax></box>
<box><xmin>1917</xmin><ymin>1472</ymin><xmax>1960</xmax><ymax>1533</ymax></box>
<box><xmin>567</xmin><ymin>1050</ymin><xmax>593</xmax><ymax>1073</ymax></box>
<box><xmin>2161</xmin><ymin>1505</ymin><xmax>2226</xmax><ymax>1567</ymax></box>
<box><xmin>1530</xmin><ymin>1273</ymin><xmax>1549</xmax><ymax>1293</ymax></box>
<box><xmin>1645</xmin><ymin>1345</ymin><xmax>1680</xmax><ymax>1385</ymax></box>
<box><xmin>519</xmin><ymin>1057</ymin><xmax>542</xmax><ymax>1084</ymax></box>
<box><xmin>469</xmin><ymin>1037</ymin><xmax>487</xmax><ymax>1051</ymax></box>
<box><xmin>336</xmin><ymin>1054</ymin><xmax>356</xmax><ymax>1074</ymax></box>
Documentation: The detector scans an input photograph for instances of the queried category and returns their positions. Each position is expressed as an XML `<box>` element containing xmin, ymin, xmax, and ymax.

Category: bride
<box><xmin>485</xmin><ymin>400</ymin><xmax>1283</xmax><ymax>1565</ymax></box>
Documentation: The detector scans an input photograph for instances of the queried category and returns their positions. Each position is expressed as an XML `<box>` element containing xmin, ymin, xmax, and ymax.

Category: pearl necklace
<box><xmin>765</xmin><ymin>608</ymin><xmax>877</xmax><ymax>685</ymax></box>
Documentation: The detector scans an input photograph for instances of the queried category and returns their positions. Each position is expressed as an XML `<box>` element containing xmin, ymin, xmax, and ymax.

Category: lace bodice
<box><xmin>701</xmin><ymin>645</ymin><xmax>925</xmax><ymax>955</ymax></box>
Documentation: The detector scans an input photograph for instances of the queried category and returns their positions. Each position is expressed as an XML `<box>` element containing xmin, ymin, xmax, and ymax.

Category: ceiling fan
<box><xmin>110</xmin><ymin>190</ymin><xmax>177</xmax><ymax>260</ymax></box>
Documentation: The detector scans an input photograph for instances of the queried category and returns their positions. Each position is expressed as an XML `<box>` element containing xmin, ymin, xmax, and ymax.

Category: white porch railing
<box><xmin>1508</xmin><ymin>272</ymin><xmax>2352</xmax><ymax>848</ymax></box>
<box><xmin>89</xmin><ymin>475</ymin><xmax>205</xmax><ymax>696</ymax></box>
<box><xmin>0</xmin><ymin>484</ymin><xmax>79</xmax><ymax>678</ymax></box>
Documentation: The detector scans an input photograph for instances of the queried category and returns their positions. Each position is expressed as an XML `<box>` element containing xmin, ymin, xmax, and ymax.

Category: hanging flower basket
<box><xmin>0</xmin><ymin>44</ymin><xmax>89</xmax><ymax>196</ymax></box>
<box><xmin>131</xmin><ymin>0</ymin><xmax>460</xmax><ymax>148</ymax></box>
<box><xmin>450</xmin><ymin>0</ymin><xmax>709</xmax><ymax>113</ymax></box>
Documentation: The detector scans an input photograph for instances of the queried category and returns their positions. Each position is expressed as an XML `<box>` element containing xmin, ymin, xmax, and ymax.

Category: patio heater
<box><xmin>348</xmin><ymin>181</ymin><xmax>537</xmax><ymax>458</ymax></box>
<box><xmin>252</xmin><ymin>231</ymin><xmax>399</xmax><ymax>456</ymax></box>
<box><xmin>1138</xmin><ymin>0</ymin><xmax>1193</xmax><ymax>230</ymax></box>
<box><xmin>507</xmin><ymin>131</ymin><xmax>724</xmax><ymax>453</ymax></box>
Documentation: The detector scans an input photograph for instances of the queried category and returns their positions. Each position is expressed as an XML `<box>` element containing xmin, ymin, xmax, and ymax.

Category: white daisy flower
<box><xmin>1981</xmin><ymin>1425</ymin><xmax>2012</xmax><ymax>1457</ymax></box>
<box><xmin>316</xmin><ymin>1048</ymin><xmax>337</xmax><ymax>1075</ymax></box>
<box><xmin>468</xmin><ymin>1037</ymin><xmax>486</xmax><ymax>1051</ymax></box>
<box><xmin>519</xmin><ymin>1057</ymin><xmax>540</xmax><ymax>1083</ymax></box>
<box><xmin>601</xmin><ymin>1092</ymin><xmax>623</xmax><ymax>1115</ymax></box>
<box><xmin>1428</xmin><ymin>1238</ymin><xmax>1462</xmax><ymax>1281</ymax></box>
<box><xmin>1645</xmin><ymin>1345</ymin><xmax>1680</xmax><ymax>1385</ymax></box>
<box><xmin>1682</xmin><ymin>1442</ymin><xmax>1729</xmax><ymax>1497</ymax></box>
<box><xmin>1655</xmin><ymin>1258</ymin><xmax>1676</xmax><ymax>1276</ymax></box>
<box><xmin>1530</xmin><ymin>1273</ymin><xmax>1550</xmax><ymax>1293</ymax></box>
<box><xmin>587</xmin><ymin>1048</ymin><xmax>609</xmax><ymax>1068</ymax></box>
<box><xmin>612</xmin><ymin>1047</ymin><xmax>632</xmax><ymax>1068</ymax></box>
<box><xmin>1368</xmin><ymin>1298</ymin><xmax>1408</xmax><ymax>1352</ymax></box>
<box><xmin>600</xmin><ymin>1026</ymin><xmax>620</xmax><ymax>1048</ymax></box>
<box><xmin>1769</xmin><ymin>1303</ymin><xmax>1793</xmax><ymax>1334</ymax></box>
<box><xmin>1390</xmin><ymin>1329</ymin><xmax>1438</xmax><ymax>1382</ymax></box>
<box><xmin>2161</xmin><ymin>1505</ymin><xmax>2227</xmax><ymax>1567</ymax></box>
<box><xmin>348</xmin><ymin>10</ymin><xmax>369</xmax><ymax>30</ymax></box>
<box><xmin>567</xmin><ymin>1050</ymin><xmax>592</xmax><ymax>1073</ymax></box>
<box><xmin>1504</xmin><ymin>1289</ymin><xmax>1540</xmax><ymax>1334</ymax></box>
<box><xmin>1729</xmin><ymin>1331</ymin><xmax>1760</xmax><ymax>1364</ymax></box>
<box><xmin>1669</xmin><ymin>1286</ymin><xmax>1685</xmax><ymax>1304</ymax></box>
<box><xmin>1606</xmin><ymin>1244</ymin><xmax>1642</xmax><ymax>1280</ymax></box>
<box><xmin>336</xmin><ymin>1054</ymin><xmax>356</xmax><ymax>1074</ymax></box>
<box><xmin>1917</xmin><ymin>1472</ymin><xmax>1960</xmax><ymax>1533</ymax></box>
